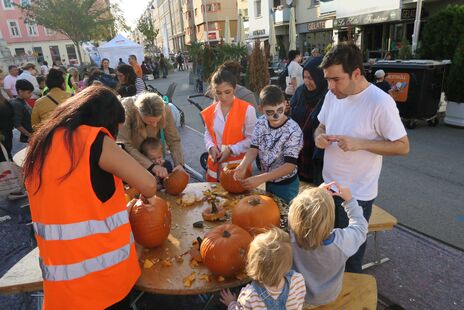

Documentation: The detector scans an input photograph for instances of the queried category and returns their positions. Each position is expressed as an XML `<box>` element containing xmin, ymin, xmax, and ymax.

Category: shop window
<box><xmin>8</xmin><ymin>20</ymin><xmax>21</xmax><ymax>37</ymax></box>
<box><xmin>255</xmin><ymin>0</ymin><xmax>262</xmax><ymax>18</ymax></box>
<box><xmin>49</xmin><ymin>45</ymin><xmax>61</xmax><ymax>64</ymax></box>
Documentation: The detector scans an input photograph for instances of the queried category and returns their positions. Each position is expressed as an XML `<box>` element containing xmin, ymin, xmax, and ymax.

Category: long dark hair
<box><xmin>23</xmin><ymin>86</ymin><xmax>125</xmax><ymax>192</ymax></box>
<box><xmin>116</xmin><ymin>64</ymin><xmax>137</xmax><ymax>97</ymax></box>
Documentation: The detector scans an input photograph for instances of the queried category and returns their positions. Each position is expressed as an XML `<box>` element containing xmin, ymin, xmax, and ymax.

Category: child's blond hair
<box><xmin>246</xmin><ymin>228</ymin><xmax>292</xmax><ymax>287</ymax></box>
<box><xmin>288</xmin><ymin>188</ymin><xmax>335</xmax><ymax>250</ymax></box>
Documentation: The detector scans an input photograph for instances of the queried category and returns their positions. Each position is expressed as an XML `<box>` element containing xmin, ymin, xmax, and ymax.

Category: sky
<box><xmin>112</xmin><ymin>0</ymin><xmax>150</xmax><ymax>32</ymax></box>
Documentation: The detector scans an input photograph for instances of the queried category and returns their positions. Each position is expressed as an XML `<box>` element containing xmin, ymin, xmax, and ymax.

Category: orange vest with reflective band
<box><xmin>201</xmin><ymin>97</ymin><xmax>251</xmax><ymax>182</ymax></box>
<box><xmin>25</xmin><ymin>125</ymin><xmax>140</xmax><ymax>310</ymax></box>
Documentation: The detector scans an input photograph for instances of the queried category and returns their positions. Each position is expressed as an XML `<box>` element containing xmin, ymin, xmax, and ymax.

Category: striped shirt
<box><xmin>228</xmin><ymin>272</ymin><xmax>306</xmax><ymax>310</ymax></box>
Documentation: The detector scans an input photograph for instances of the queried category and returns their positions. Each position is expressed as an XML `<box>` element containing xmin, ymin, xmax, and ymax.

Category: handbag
<box><xmin>0</xmin><ymin>143</ymin><xmax>23</xmax><ymax>197</ymax></box>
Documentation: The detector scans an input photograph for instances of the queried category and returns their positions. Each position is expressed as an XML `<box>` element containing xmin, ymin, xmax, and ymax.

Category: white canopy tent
<box><xmin>97</xmin><ymin>34</ymin><xmax>144</xmax><ymax>68</ymax></box>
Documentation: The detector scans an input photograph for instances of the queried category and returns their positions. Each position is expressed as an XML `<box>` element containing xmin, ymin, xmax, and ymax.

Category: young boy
<box><xmin>139</xmin><ymin>137</ymin><xmax>173</xmax><ymax>188</ymax></box>
<box><xmin>220</xmin><ymin>228</ymin><xmax>306</xmax><ymax>309</ymax></box>
<box><xmin>11</xmin><ymin>79</ymin><xmax>34</xmax><ymax>143</ymax></box>
<box><xmin>234</xmin><ymin>85</ymin><xmax>303</xmax><ymax>204</ymax></box>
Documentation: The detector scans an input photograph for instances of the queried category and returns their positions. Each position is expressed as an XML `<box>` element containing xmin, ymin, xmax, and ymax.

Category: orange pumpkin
<box><xmin>163</xmin><ymin>170</ymin><xmax>190</xmax><ymax>195</ymax></box>
<box><xmin>232</xmin><ymin>195</ymin><xmax>280</xmax><ymax>235</ymax></box>
<box><xmin>129</xmin><ymin>196</ymin><xmax>171</xmax><ymax>248</ymax></box>
<box><xmin>200</xmin><ymin>224</ymin><xmax>252</xmax><ymax>277</ymax></box>
<box><xmin>220</xmin><ymin>163</ymin><xmax>251</xmax><ymax>194</ymax></box>
<box><xmin>202</xmin><ymin>199</ymin><xmax>226</xmax><ymax>221</ymax></box>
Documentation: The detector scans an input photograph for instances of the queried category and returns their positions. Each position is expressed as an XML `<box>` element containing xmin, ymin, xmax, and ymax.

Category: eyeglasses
<box><xmin>264</xmin><ymin>106</ymin><xmax>285</xmax><ymax>117</ymax></box>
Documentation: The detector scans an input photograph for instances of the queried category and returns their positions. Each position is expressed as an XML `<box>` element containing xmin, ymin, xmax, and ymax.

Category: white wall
<box><xmin>247</xmin><ymin>0</ymin><xmax>271</xmax><ymax>40</ymax></box>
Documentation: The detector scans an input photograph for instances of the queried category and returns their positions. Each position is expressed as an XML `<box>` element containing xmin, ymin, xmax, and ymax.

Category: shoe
<box><xmin>8</xmin><ymin>191</ymin><xmax>28</xmax><ymax>200</ymax></box>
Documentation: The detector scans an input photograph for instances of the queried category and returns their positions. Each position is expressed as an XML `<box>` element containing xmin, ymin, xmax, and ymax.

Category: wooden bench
<box><xmin>299</xmin><ymin>181</ymin><xmax>397</xmax><ymax>269</ymax></box>
<box><xmin>305</xmin><ymin>272</ymin><xmax>378</xmax><ymax>310</ymax></box>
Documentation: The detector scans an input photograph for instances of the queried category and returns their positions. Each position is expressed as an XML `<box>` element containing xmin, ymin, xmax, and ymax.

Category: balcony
<box><xmin>274</xmin><ymin>7</ymin><xmax>290</xmax><ymax>24</ymax></box>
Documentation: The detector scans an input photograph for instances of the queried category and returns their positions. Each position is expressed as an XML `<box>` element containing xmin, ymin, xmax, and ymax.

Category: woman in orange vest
<box><xmin>23</xmin><ymin>86</ymin><xmax>157</xmax><ymax>309</ymax></box>
<box><xmin>201</xmin><ymin>67</ymin><xmax>257</xmax><ymax>182</ymax></box>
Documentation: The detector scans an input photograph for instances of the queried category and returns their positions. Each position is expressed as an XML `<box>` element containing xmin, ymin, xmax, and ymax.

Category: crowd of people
<box><xmin>0</xmin><ymin>42</ymin><xmax>409</xmax><ymax>309</ymax></box>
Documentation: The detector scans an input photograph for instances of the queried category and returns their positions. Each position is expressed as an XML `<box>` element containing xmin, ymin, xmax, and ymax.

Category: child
<box><xmin>220</xmin><ymin>227</ymin><xmax>306</xmax><ymax>310</ymax></box>
<box><xmin>234</xmin><ymin>85</ymin><xmax>303</xmax><ymax>204</ymax></box>
<box><xmin>288</xmin><ymin>183</ymin><xmax>368</xmax><ymax>306</ymax></box>
<box><xmin>11</xmin><ymin>79</ymin><xmax>34</xmax><ymax>143</ymax></box>
<box><xmin>139</xmin><ymin>137</ymin><xmax>173</xmax><ymax>187</ymax></box>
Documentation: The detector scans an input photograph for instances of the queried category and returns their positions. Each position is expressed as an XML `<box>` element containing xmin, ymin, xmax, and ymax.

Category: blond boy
<box><xmin>288</xmin><ymin>183</ymin><xmax>368</xmax><ymax>306</ymax></box>
<box><xmin>220</xmin><ymin>228</ymin><xmax>306</xmax><ymax>309</ymax></box>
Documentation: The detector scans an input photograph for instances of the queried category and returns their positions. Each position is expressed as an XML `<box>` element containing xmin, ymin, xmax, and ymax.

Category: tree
<box><xmin>136</xmin><ymin>11</ymin><xmax>159</xmax><ymax>55</ymax></box>
<box><xmin>18</xmin><ymin>0</ymin><xmax>127</xmax><ymax>64</ymax></box>
<box><xmin>248</xmin><ymin>39</ymin><xmax>270</xmax><ymax>93</ymax></box>
<box><xmin>398</xmin><ymin>37</ymin><xmax>412</xmax><ymax>60</ymax></box>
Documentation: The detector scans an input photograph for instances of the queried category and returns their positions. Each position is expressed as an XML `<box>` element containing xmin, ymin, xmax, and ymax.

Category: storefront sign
<box><xmin>386</xmin><ymin>72</ymin><xmax>410</xmax><ymax>103</ymax></box>
<box><xmin>252</xmin><ymin>29</ymin><xmax>266</xmax><ymax>37</ymax></box>
<box><xmin>208</xmin><ymin>31</ymin><xmax>218</xmax><ymax>40</ymax></box>
<box><xmin>334</xmin><ymin>9</ymin><xmax>401</xmax><ymax>27</ymax></box>
<box><xmin>401</xmin><ymin>8</ymin><xmax>426</xmax><ymax>20</ymax></box>
<box><xmin>307</xmin><ymin>19</ymin><xmax>333</xmax><ymax>32</ymax></box>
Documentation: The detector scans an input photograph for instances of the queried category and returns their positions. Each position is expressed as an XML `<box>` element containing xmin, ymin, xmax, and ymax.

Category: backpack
<box><xmin>277</xmin><ymin>66</ymin><xmax>289</xmax><ymax>91</ymax></box>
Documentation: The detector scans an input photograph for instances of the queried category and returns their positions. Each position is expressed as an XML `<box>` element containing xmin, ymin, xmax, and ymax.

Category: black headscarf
<box><xmin>290</xmin><ymin>56</ymin><xmax>327</xmax><ymax>127</ymax></box>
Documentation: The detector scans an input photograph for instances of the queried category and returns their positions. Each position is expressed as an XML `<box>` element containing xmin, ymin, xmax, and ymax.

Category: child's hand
<box><xmin>220</xmin><ymin>289</ymin><xmax>237</xmax><ymax>306</ymax></box>
<box><xmin>241</xmin><ymin>175</ymin><xmax>264</xmax><ymax>190</ymax></box>
<box><xmin>320</xmin><ymin>182</ymin><xmax>353</xmax><ymax>202</ymax></box>
<box><xmin>233</xmin><ymin>164</ymin><xmax>247</xmax><ymax>181</ymax></box>
<box><xmin>152</xmin><ymin>165</ymin><xmax>168</xmax><ymax>178</ymax></box>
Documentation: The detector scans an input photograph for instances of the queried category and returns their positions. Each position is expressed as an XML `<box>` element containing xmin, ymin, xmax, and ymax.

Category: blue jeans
<box><xmin>266</xmin><ymin>176</ymin><xmax>300</xmax><ymax>205</ymax></box>
<box><xmin>334</xmin><ymin>196</ymin><xmax>374</xmax><ymax>273</ymax></box>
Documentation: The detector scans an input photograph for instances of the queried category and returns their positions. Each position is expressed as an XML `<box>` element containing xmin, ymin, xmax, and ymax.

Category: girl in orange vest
<box><xmin>23</xmin><ymin>86</ymin><xmax>157</xmax><ymax>309</ymax></box>
<box><xmin>201</xmin><ymin>67</ymin><xmax>257</xmax><ymax>182</ymax></box>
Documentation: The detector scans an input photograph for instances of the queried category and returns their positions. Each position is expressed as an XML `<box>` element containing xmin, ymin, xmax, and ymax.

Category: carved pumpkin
<box><xmin>129</xmin><ymin>196</ymin><xmax>171</xmax><ymax>248</ymax></box>
<box><xmin>200</xmin><ymin>224</ymin><xmax>252</xmax><ymax>277</ymax></box>
<box><xmin>232</xmin><ymin>195</ymin><xmax>280</xmax><ymax>235</ymax></box>
<box><xmin>202</xmin><ymin>199</ymin><xmax>226</xmax><ymax>221</ymax></box>
<box><xmin>163</xmin><ymin>170</ymin><xmax>190</xmax><ymax>195</ymax></box>
<box><xmin>220</xmin><ymin>163</ymin><xmax>251</xmax><ymax>194</ymax></box>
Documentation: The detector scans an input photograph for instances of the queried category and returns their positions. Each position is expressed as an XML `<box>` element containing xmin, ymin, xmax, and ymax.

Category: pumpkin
<box><xmin>220</xmin><ymin>163</ymin><xmax>251</xmax><ymax>194</ymax></box>
<box><xmin>200</xmin><ymin>224</ymin><xmax>252</xmax><ymax>277</ymax></box>
<box><xmin>232</xmin><ymin>195</ymin><xmax>280</xmax><ymax>235</ymax></box>
<box><xmin>201</xmin><ymin>199</ymin><xmax>226</xmax><ymax>221</ymax></box>
<box><xmin>163</xmin><ymin>170</ymin><xmax>190</xmax><ymax>195</ymax></box>
<box><xmin>129</xmin><ymin>196</ymin><xmax>171</xmax><ymax>248</ymax></box>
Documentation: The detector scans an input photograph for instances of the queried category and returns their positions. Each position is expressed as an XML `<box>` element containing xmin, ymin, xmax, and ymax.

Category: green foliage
<box><xmin>248</xmin><ymin>39</ymin><xmax>270</xmax><ymax>93</ymax></box>
<box><xmin>398</xmin><ymin>37</ymin><xmax>412</xmax><ymax>60</ymax></box>
<box><xmin>202</xmin><ymin>44</ymin><xmax>216</xmax><ymax>82</ymax></box>
<box><xmin>446</xmin><ymin>38</ymin><xmax>464</xmax><ymax>102</ymax></box>
<box><xmin>137</xmin><ymin>11</ymin><xmax>159</xmax><ymax>49</ymax></box>
<box><xmin>419</xmin><ymin>5</ymin><xmax>464</xmax><ymax>60</ymax></box>
<box><xmin>18</xmin><ymin>0</ymin><xmax>125</xmax><ymax>63</ymax></box>
<box><xmin>214</xmin><ymin>44</ymin><xmax>247</xmax><ymax>65</ymax></box>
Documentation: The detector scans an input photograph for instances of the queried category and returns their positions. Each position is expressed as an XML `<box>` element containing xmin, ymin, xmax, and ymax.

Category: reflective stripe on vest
<box><xmin>40</xmin><ymin>234</ymin><xmax>134</xmax><ymax>281</ymax></box>
<box><xmin>33</xmin><ymin>210</ymin><xmax>129</xmax><ymax>241</ymax></box>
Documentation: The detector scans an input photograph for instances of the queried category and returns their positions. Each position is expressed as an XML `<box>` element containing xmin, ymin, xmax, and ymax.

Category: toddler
<box><xmin>139</xmin><ymin>137</ymin><xmax>173</xmax><ymax>187</ymax></box>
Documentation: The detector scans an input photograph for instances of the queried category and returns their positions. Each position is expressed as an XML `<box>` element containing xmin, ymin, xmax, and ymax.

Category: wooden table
<box><xmin>136</xmin><ymin>182</ymin><xmax>286</xmax><ymax>295</ymax></box>
<box><xmin>0</xmin><ymin>183</ymin><xmax>286</xmax><ymax>300</ymax></box>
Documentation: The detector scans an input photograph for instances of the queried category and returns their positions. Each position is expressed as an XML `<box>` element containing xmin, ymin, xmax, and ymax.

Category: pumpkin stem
<box><xmin>222</xmin><ymin>230</ymin><xmax>231</xmax><ymax>238</ymax></box>
<box><xmin>196</xmin><ymin>237</ymin><xmax>203</xmax><ymax>250</ymax></box>
<box><xmin>211</xmin><ymin>199</ymin><xmax>218</xmax><ymax>214</ymax></box>
<box><xmin>248</xmin><ymin>197</ymin><xmax>262</xmax><ymax>206</ymax></box>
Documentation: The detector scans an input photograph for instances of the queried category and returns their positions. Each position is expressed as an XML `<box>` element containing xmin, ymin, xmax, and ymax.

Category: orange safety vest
<box><xmin>25</xmin><ymin>125</ymin><xmax>140</xmax><ymax>310</ymax></box>
<box><xmin>201</xmin><ymin>97</ymin><xmax>251</xmax><ymax>182</ymax></box>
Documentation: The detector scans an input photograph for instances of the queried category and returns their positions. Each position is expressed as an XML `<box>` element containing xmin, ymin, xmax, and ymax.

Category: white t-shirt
<box><xmin>17</xmin><ymin>71</ymin><xmax>41</xmax><ymax>99</ymax></box>
<box><xmin>318</xmin><ymin>84</ymin><xmax>407</xmax><ymax>200</ymax></box>
<box><xmin>287</xmin><ymin>60</ymin><xmax>303</xmax><ymax>89</ymax></box>
<box><xmin>3</xmin><ymin>75</ymin><xmax>17</xmax><ymax>97</ymax></box>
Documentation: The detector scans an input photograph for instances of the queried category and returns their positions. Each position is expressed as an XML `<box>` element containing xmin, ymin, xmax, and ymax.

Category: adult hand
<box><xmin>151</xmin><ymin>165</ymin><xmax>168</xmax><ymax>178</ymax></box>
<box><xmin>208</xmin><ymin>146</ymin><xmax>221</xmax><ymax>164</ymax></box>
<box><xmin>333</xmin><ymin>135</ymin><xmax>364</xmax><ymax>152</ymax></box>
<box><xmin>173</xmin><ymin>164</ymin><xmax>185</xmax><ymax>172</ymax></box>
<box><xmin>315</xmin><ymin>134</ymin><xmax>332</xmax><ymax>149</ymax></box>
<box><xmin>219</xmin><ymin>289</ymin><xmax>237</xmax><ymax>306</ymax></box>
<box><xmin>233</xmin><ymin>164</ymin><xmax>247</xmax><ymax>181</ymax></box>
<box><xmin>241</xmin><ymin>175</ymin><xmax>265</xmax><ymax>191</ymax></box>
<box><xmin>218</xmin><ymin>146</ymin><xmax>232</xmax><ymax>163</ymax></box>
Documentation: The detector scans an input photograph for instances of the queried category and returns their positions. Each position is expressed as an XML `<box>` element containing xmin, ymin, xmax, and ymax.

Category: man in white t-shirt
<box><xmin>3</xmin><ymin>65</ymin><xmax>19</xmax><ymax>98</ymax></box>
<box><xmin>17</xmin><ymin>63</ymin><xmax>41</xmax><ymax>100</ymax></box>
<box><xmin>285</xmin><ymin>50</ymin><xmax>303</xmax><ymax>96</ymax></box>
<box><xmin>314</xmin><ymin>42</ymin><xmax>409</xmax><ymax>273</ymax></box>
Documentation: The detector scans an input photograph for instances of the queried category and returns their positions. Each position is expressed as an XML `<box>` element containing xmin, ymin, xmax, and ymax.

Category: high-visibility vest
<box><xmin>25</xmin><ymin>125</ymin><xmax>140</xmax><ymax>309</ymax></box>
<box><xmin>201</xmin><ymin>97</ymin><xmax>251</xmax><ymax>182</ymax></box>
<box><xmin>65</xmin><ymin>73</ymin><xmax>75</xmax><ymax>94</ymax></box>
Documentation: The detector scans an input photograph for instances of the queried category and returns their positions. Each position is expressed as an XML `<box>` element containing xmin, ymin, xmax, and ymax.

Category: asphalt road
<box><xmin>150</xmin><ymin>70</ymin><xmax>464</xmax><ymax>249</ymax></box>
